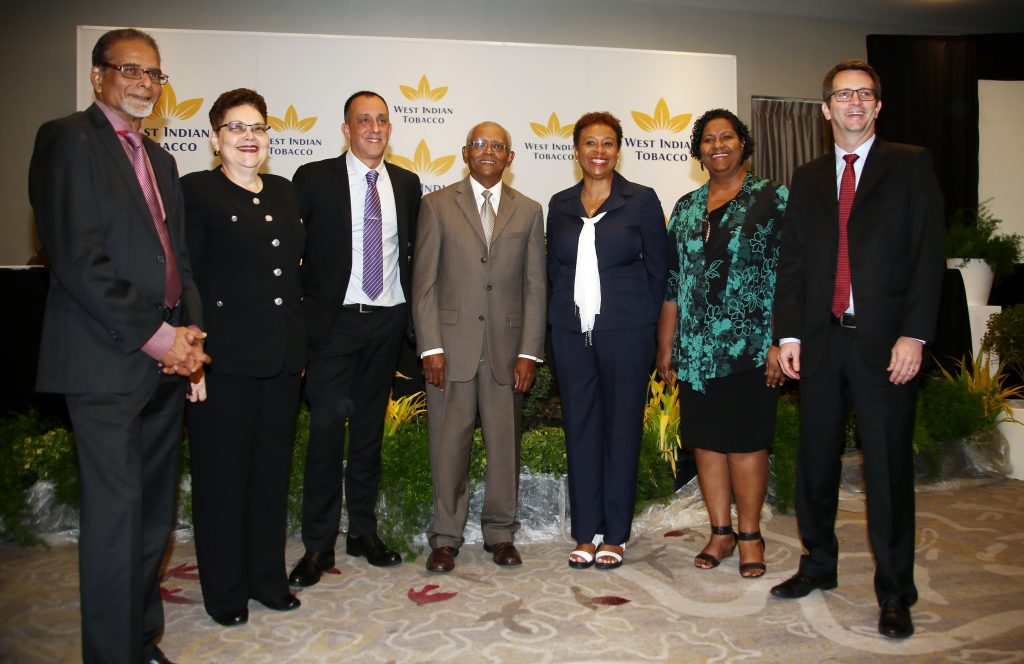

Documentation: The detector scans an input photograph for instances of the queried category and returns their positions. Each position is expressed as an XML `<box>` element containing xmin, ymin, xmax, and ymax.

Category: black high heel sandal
<box><xmin>694</xmin><ymin>525</ymin><xmax>736</xmax><ymax>569</ymax></box>
<box><xmin>737</xmin><ymin>530</ymin><xmax>766</xmax><ymax>578</ymax></box>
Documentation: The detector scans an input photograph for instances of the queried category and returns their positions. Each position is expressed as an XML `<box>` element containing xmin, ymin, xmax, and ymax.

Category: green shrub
<box><xmin>769</xmin><ymin>395</ymin><xmax>799</xmax><ymax>513</ymax></box>
<box><xmin>520</xmin><ymin>427</ymin><xmax>568</xmax><ymax>476</ymax></box>
<box><xmin>920</xmin><ymin>374</ymin><xmax>991</xmax><ymax>442</ymax></box>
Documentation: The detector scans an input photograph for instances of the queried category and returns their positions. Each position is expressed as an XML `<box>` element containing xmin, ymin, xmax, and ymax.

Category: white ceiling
<box><xmin>623</xmin><ymin>0</ymin><xmax>1024</xmax><ymax>33</ymax></box>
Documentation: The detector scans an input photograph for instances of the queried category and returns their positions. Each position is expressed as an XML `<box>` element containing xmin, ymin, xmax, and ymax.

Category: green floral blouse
<box><xmin>665</xmin><ymin>173</ymin><xmax>788</xmax><ymax>392</ymax></box>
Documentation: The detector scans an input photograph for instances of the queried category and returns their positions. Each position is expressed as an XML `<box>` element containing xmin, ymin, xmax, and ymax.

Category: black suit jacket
<box><xmin>773</xmin><ymin>138</ymin><xmax>945</xmax><ymax>377</ymax></box>
<box><xmin>546</xmin><ymin>172</ymin><xmax>668</xmax><ymax>332</ymax></box>
<box><xmin>182</xmin><ymin>169</ymin><xmax>307</xmax><ymax>377</ymax></box>
<box><xmin>293</xmin><ymin>152</ymin><xmax>421</xmax><ymax>345</ymax></box>
<box><xmin>29</xmin><ymin>103</ymin><xmax>202</xmax><ymax>394</ymax></box>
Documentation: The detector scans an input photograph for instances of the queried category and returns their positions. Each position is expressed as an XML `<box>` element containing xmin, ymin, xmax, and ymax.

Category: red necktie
<box><xmin>121</xmin><ymin>130</ymin><xmax>181</xmax><ymax>308</ymax></box>
<box><xmin>832</xmin><ymin>153</ymin><xmax>859</xmax><ymax>318</ymax></box>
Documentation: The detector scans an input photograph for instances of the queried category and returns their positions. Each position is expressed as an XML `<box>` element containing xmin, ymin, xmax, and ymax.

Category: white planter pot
<box><xmin>948</xmin><ymin>258</ymin><xmax>994</xmax><ymax>306</ymax></box>
<box><xmin>999</xmin><ymin>399</ymin><xmax>1024</xmax><ymax>480</ymax></box>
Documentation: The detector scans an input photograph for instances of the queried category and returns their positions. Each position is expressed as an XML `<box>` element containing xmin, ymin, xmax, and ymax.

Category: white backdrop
<box><xmin>77</xmin><ymin>27</ymin><xmax>736</xmax><ymax>216</ymax></box>
<box><xmin>979</xmin><ymin>80</ymin><xmax>1024</xmax><ymax>237</ymax></box>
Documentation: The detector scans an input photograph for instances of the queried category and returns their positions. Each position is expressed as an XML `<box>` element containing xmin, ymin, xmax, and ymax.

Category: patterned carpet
<box><xmin>2</xmin><ymin>480</ymin><xmax>1023</xmax><ymax>663</ymax></box>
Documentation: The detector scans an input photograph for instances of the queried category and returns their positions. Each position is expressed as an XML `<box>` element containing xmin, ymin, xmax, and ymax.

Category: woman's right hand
<box><xmin>656</xmin><ymin>347</ymin><xmax>675</xmax><ymax>387</ymax></box>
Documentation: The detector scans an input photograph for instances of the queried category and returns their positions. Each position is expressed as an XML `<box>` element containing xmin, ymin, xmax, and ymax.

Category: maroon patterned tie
<box><xmin>121</xmin><ymin>131</ymin><xmax>181</xmax><ymax>308</ymax></box>
<box><xmin>832</xmin><ymin>153</ymin><xmax>859</xmax><ymax>318</ymax></box>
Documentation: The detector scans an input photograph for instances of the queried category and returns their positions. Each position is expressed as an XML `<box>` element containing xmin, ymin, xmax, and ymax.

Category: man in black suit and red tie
<box><xmin>770</xmin><ymin>59</ymin><xmax>944</xmax><ymax>639</ymax></box>
<box><xmin>288</xmin><ymin>91</ymin><xmax>421</xmax><ymax>586</ymax></box>
<box><xmin>29</xmin><ymin>28</ymin><xmax>209</xmax><ymax>664</ymax></box>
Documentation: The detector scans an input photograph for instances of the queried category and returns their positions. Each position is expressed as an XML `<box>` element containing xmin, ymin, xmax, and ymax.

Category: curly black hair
<box><xmin>688</xmin><ymin>108</ymin><xmax>754</xmax><ymax>163</ymax></box>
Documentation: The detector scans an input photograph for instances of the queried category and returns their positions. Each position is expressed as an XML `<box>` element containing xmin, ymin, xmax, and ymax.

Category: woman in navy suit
<box><xmin>547</xmin><ymin>112</ymin><xmax>668</xmax><ymax>570</ymax></box>
<box><xmin>183</xmin><ymin>89</ymin><xmax>306</xmax><ymax>626</ymax></box>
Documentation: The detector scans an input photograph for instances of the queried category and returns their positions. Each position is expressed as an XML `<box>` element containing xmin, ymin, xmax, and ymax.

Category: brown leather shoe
<box><xmin>426</xmin><ymin>546</ymin><xmax>458</xmax><ymax>573</ymax></box>
<box><xmin>483</xmin><ymin>541</ymin><xmax>522</xmax><ymax>566</ymax></box>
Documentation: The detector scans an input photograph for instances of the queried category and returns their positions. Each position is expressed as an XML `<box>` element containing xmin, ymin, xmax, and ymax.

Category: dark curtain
<box><xmin>866</xmin><ymin>33</ymin><xmax>1024</xmax><ymax>219</ymax></box>
<box><xmin>751</xmin><ymin>97</ymin><xmax>828</xmax><ymax>188</ymax></box>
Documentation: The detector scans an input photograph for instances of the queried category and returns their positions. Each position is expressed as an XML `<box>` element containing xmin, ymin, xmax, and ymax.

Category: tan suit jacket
<box><xmin>411</xmin><ymin>175</ymin><xmax>546</xmax><ymax>548</ymax></box>
<box><xmin>413</xmin><ymin>176</ymin><xmax>546</xmax><ymax>382</ymax></box>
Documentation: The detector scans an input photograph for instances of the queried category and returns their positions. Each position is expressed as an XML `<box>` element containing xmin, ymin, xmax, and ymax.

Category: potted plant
<box><xmin>945</xmin><ymin>199</ymin><xmax>1023</xmax><ymax>305</ymax></box>
<box><xmin>982</xmin><ymin>305</ymin><xmax>1024</xmax><ymax>478</ymax></box>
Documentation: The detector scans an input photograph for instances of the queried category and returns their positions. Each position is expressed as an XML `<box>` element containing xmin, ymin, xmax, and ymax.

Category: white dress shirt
<box><xmin>344</xmin><ymin>151</ymin><xmax>405</xmax><ymax>306</ymax></box>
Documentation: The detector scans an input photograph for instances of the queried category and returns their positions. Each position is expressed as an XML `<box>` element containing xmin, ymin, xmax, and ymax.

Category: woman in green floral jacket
<box><xmin>656</xmin><ymin>108</ymin><xmax>788</xmax><ymax>578</ymax></box>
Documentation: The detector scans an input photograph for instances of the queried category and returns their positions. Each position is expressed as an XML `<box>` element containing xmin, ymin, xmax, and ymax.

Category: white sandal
<box><xmin>568</xmin><ymin>544</ymin><xmax>596</xmax><ymax>569</ymax></box>
<box><xmin>595</xmin><ymin>543</ymin><xmax>624</xmax><ymax>570</ymax></box>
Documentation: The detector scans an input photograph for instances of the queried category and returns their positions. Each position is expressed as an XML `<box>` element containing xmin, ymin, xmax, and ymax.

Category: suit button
<box><xmin>478</xmin><ymin>315</ymin><xmax>485</xmax><ymax>321</ymax></box>
<box><xmin>253</xmin><ymin>197</ymin><xmax>261</xmax><ymax>205</ymax></box>
<box><xmin>230</xmin><ymin>215</ymin><xmax>238</xmax><ymax>222</ymax></box>
<box><xmin>273</xmin><ymin>268</ymin><xmax>282</xmax><ymax>276</ymax></box>
<box><xmin>265</xmin><ymin>215</ymin><xmax>273</xmax><ymax>222</ymax></box>
<box><xmin>157</xmin><ymin>255</ymin><xmax>165</xmax><ymax>263</ymax></box>
<box><xmin>274</xmin><ymin>298</ymin><xmax>283</xmax><ymax>306</ymax></box>
<box><xmin>480</xmin><ymin>257</ymin><xmax>487</xmax><ymax>263</ymax></box>
<box><xmin>486</xmin><ymin>285</ymin><xmax>492</xmax><ymax>291</ymax></box>
<box><xmin>216</xmin><ymin>300</ymin><xmax>223</xmax><ymax>307</ymax></box>
<box><xmin>272</xmin><ymin>239</ymin><xmax>280</xmax><ymax>247</ymax></box>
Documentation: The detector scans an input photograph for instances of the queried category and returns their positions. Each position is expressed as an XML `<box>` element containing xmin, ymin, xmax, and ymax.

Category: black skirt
<box><xmin>679</xmin><ymin>365</ymin><xmax>778</xmax><ymax>453</ymax></box>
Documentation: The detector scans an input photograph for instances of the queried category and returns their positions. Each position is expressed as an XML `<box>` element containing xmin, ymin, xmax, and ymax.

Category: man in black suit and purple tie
<box><xmin>29</xmin><ymin>28</ymin><xmax>209</xmax><ymax>664</ymax></box>
<box><xmin>288</xmin><ymin>91</ymin><xmax>421</xmax><ymax>586</ymax></box>
<box><xmin>770</xmin><ymin>59</ymin><xmax>944</xmax><ymax>639</ymax></box>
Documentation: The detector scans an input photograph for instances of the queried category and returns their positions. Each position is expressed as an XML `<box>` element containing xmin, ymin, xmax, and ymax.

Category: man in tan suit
<box><xmin>412</xmin><ymin>121</ymin><xmax>546</xmax><ymax>572</ymax></box>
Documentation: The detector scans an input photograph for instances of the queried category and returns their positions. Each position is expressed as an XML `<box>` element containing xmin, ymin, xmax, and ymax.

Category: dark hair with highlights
<box><xmin>91</xmin><ymin>28</ymin><xmax>160</xmax><ymax>67</ymax></box>
<box><xmin>688</xmin><ymin>108</ymin><xmax>754</xmax><ymax>162</ymax></box>
<box><xmin>572</xmin><ymin>111</ymin><xmax>623</xmax><ymax>148</ymax></box>
<box><xmin>822</xmin><ymin>59</ymin><xmax>882</xmax><ymax>102</ymax></box>
<box><xmin>208</xmin><ymin>88</ymin><xmax>268</xmax><ymax>129</ymax></box>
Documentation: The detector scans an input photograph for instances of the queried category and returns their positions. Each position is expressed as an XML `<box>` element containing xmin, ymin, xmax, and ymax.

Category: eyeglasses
<box><xmin>467</xmin><ymin>139</ymin><xmax>509</xmax><ymax>153</ymax></box>
<box><xmin>830</xmin><ymin>88</ymin><xmax>876</xmax><ymax>102</ymax></box>
<box><xmin>215</xmin><ymin>121</ymin><xmax>272</xmax><ymax>135</ymax></box>
<box><xmin>101</xmin><ymin>62</ymin><xmax>169</xmax><ymax>85</ymax></box>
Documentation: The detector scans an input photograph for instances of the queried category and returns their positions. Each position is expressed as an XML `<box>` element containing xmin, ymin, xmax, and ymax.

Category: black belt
<box><xmin>341</xmin><ymin>303</ymin><xmax>390</xmax><ymax>313</ymax></box>
<box><xmin>832</xmin><ymin>312</ymin><xmax>856</xmax><ymax>328</ymax></box>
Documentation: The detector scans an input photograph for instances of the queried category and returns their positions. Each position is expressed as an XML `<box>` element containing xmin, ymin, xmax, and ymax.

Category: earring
<box><xmin>213</xmin><ymin>149</ymin><xmax>220</xmax><ymax>156</ymax></box>
<box><xmin>699</xmin><ymin>161</ymin><xmax>705</xmax><ymax>172</ymax></box>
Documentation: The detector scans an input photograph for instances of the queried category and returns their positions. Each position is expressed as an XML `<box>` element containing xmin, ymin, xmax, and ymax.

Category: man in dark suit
<box><xmin>412</xmin><ymin>122</ymin><xmax>546</xmax><ymax>572</ymax></box>
<box><xmin>29</xmin><ymin>28</ymin><xmax>209</xmax><ymax>664</ymax></box>
<box><xmin>771</xmin><ymin>59</ymin><xmax>944</xmax><ymax>639</ymax></box>
<box><xmin>289</xmin><ymin>91</ymin><xmax>421</xmax><ymax>585</ymax></box>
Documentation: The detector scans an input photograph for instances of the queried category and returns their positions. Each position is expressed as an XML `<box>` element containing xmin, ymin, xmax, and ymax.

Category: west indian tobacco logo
<box><xmin>267</xmin><ymin>105</ymin><xmax>322</xmax><ymax>156</ymax></box>
<box><xmin>388</xmin><ymin>140</ymin><xmax>456</xmax><ymax>194</ymax></box>
<box><xmin>142</xmin><ymin>83</ymin><xmax>208</xmax><ymax>153</ymax></box>
<box><xmin>524</xmin><ymin>113</ymin><xmax>575</xmax><ymax>161</ymax></box>
<box><xmin>626</xmin><ymin>98</ymin><xmax>692</xmax><ymax>163</ymax></box>
<box><xmin>393</xmin><ymin>75</ymin><xmax>454</xmax><ymax>124</ymax></box>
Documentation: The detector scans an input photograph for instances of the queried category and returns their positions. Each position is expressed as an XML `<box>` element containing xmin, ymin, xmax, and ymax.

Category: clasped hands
<box><xmin>157</xmin><ymin>326</ymin><xmax>212</xmax><ymax>402</ymax></box>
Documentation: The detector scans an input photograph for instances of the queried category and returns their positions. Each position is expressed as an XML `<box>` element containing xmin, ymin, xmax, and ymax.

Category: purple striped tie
<box><xmin>121</xmin><ymin>131</ymin><xmax>181</xmax><ymax>308</ymax></box>
<box><xmin>362</xmin><ymin>169</ymin><xmax>384</xmax><ymax>300</ymax></box>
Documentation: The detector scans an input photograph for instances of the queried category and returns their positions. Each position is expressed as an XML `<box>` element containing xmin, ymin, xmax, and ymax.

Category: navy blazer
<box><xmin>30</xmin><ymin>103</ymin><xmax>202</xmax><ymax>394</ymax></box>
<box><xmin>547</xmin><ymin>172</ymin><xmax>668</xmax><ymax>332</ymax></box>
<box><xmin>293</xmin><ymin>153</ymin><xmax>421</xmax><ymax>345</ymax></box>
<box><xmin>773</xmin><ymin>139</ymin><xmax>945</xmax><ymax>377</ymax></box>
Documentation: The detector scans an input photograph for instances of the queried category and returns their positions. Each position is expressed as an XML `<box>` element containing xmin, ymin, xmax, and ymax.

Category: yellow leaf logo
<box><xmin>631</xmin><ymin>98</ymin><xmax>691</xmax><ymax>133</ymax></box>
<box><xmin>148</xmin><ymin>83</ymin><xmax>203</xmax><ymax>122</ymax></box>
<box><xmin>530</xmin><ymin>113</ymin><xmax>575</xmax><ymax>139</ymax></box>
<box><xmin>268</xmin><ymin>105</ymin><xmax>318</xmax><ymax>133</ymax></box>
<box><xmin>399</xmin><ymin>75</ymin><xmax>449</xmax><ymax>103</ymax></box>
<box><xmin>388</xmin><ymin>140</ymin><xmax>455</xmax><ymax>177</ymax></box>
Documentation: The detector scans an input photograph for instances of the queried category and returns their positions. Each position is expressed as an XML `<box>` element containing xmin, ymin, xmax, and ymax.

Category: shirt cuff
<box><xmin>141</xmin><ymin>322</ymin><xmax>175</xmax><ymax>361</ymax></box>
<box><xmin>779</xmin><ymin>337</ymin><xmax>801</xmax><ymax>346</ymax></box>
<box><xmin>518</xmin><ymin>354</ymin><xmax>542</xmax><ymax>363</ymax></box>
<box><xmin>421</xmin><ymin>348</ymin><xmax>443</xmax><ymax>358</ymax></box>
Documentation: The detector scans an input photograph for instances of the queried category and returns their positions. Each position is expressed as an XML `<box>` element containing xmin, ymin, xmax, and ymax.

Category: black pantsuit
<box><xmin>182</xmin><ymin>169</ymin><xmax>306</xmax><ymax>617</ymax></box>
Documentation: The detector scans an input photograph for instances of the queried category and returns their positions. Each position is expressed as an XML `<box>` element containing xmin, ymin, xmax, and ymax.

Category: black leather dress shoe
<box><xmin>288</xmin><ymin>550</ymin><xmax>335</xmax><ymax>587</ymax></box>
<box><xmin>346</xmin><ymin>533</ymin><xmax>402</xmax><ymax>567</ymax></box>
<box><xmin>257</xmin><ymin>592</ymin><xmax>301</xmax><ymax>611</ymax></box>
<box><xmin>145</xmin><ymin>646</ymin><xmax>175</xmax><ymax>664</ymax></box>
<box><xmin>484</xmin><ymin>541</ymin><xmax>523</xmax><ymax>566</ymax></box>
<box><xmin>770</xmin><ymin>572</ymin><xmax>838</xmax><ymax>599</ymax></box>
<box><xmin>878</xmin><ymin>599</ymin><xmax>914</xmax><ymax>638</ymax></box>
<box><xmin>426</xmin><ymin>546</ymin><xmax>458</xmax><ymax>573</ymax></box>
<box><xmin>209</xmin><ymin>608</ymin><xmax>248</xmax><ymax>627</ymax></box>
